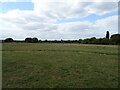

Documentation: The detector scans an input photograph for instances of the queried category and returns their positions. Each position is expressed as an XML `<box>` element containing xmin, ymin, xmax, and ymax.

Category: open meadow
<box><xmin>2</xmin><ymin>43</ymin><xmax>118</xmax><ymax>88</ymax></box>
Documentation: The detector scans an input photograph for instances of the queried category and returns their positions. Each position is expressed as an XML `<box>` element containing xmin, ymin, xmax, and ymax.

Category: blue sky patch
<box><xmin>55</xmin><ymin>11</ymin><xmax>118</xmax><ymax>24</ymax></box>
<box><xmin>0</xmin><ymin>2</ymin><xmax>34</xmax><ymax>13</ymax></box>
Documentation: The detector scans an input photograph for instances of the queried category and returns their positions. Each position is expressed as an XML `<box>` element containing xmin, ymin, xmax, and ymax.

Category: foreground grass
<box><xmin>2</xmin><ymin>43</ymin><xmax>118</xmax><ymax>88</ymax></box>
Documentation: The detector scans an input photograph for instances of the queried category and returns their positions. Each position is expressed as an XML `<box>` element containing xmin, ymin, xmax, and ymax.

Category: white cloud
<box><xmin>55</xmin><ymin>15</ymin><xmax>118</xmax><ymax>39</ymax></box>
<box><xmin>0</xmin><ymin>1</ymin><xmax>118</xmax><ymax>40</ymax></box>
<box><xmin>32</xmin><ymin>1</ymin><xmax>118</xmax><ymax>19</ymax></box>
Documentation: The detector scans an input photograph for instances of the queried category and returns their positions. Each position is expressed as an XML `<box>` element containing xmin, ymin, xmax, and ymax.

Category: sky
<box><xmin>0</xmin><ymin>0</ymin><xmax>119</xmax><ymax>40</ymax></box>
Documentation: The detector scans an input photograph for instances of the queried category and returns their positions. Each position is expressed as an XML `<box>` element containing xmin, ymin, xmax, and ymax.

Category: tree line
<box><xmin>2</xmin><ymin>31</ymin><xmax>120</xmax><ymax>45</ymax></box>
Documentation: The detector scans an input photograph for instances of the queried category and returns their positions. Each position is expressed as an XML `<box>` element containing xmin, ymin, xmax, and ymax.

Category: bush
<box><xmin>4</xmin><ymin>38</ymin><xmax>14</xmax><ymax>42</ymax></box>
<box><xmin>32</xmin><ymin>38</ymin><xmax>38</xmax><ymax>43</ymax></box>
<box><xmin>25</xmin><ymin>38</ymin><xmax>33</xmax><ymax>43</ymax></box>
<box><xmin>110</xmin><ymin>34</ymin><xmax>120</xmax><ymax>45</ymax></box>
<box><xmin>25</xmin><ymin>37</ymin><xmax>39</xmax><ymax>43</ymax></box>
<box><xmin>101</xmin><ymin>38</ymin><xmax>111</xmax><ymax>45</ymax></box>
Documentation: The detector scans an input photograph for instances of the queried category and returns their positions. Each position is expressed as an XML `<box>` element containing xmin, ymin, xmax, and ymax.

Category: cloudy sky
<box><xmin>0</xmin><ymin>0</ymin><xmax>119</xmax><ymax>40</ymax></box>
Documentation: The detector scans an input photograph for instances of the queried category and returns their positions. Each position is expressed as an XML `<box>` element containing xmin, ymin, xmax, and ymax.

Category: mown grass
<box><xmin>2</xmin><ymin>43</ymin><xmax>118</xmax><ymax>88</ymax></box>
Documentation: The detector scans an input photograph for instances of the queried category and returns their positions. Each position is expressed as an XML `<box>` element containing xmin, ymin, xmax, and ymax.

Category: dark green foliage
<box><xmin>3</xmin><ymin>32</ymin><xmax>119</xmax><ymax>45</ymax></box>
<box><xmin>32</xmin><ymin>38</ymin><xmax>38</xmax><ymax>43</ymax></box>
<box><xmin>82</xmin><ymin>38</ymin><xmax>89</xmax><ymax>44</ymax></box>
<box><xmin>89</xmin><ymin>37</ymin><xmax>97</xmax><ymax>44</ymax></box>
<box><xmin>106</xmin><ymin>31</ymin><xmax>110</xmax><ymax>39</ymax></box>
<box><xmin>25</xmin><ymin>37</ymin><xmax>38</xmax><ymax>43</ymax></box>
<box><xmin>61</xmin><ymin>39</ymin><xmax>63</xmax><ymax>43</ymax></box>
<box><xmin>110</xmin><ymin>34</ymin><xmax>120</xmax><ymax>45</ymax></box>
<box><xmin>78</xmin><ymin>39</ymin><xmax>82</xmax><ymax>43</ymax></box>
<box><xmin>25</xmin><ymin>38</ymin><xmax>33</xmax><ymax>43</ymax></box>
<box><xmin>81</xmin><ymin>37</ymin><xmax>112</xmax><ymax>45</ymax></box>
<box><xmin>4</xmin><ymin>38</ymin><xmax>14</xmax><ymax>42</ymax></box>
<box><xmin>44</xmin><ymin>40</ymin><xmax>48</xmax><ymax>43</ymax></box>
<box><xmin>98</xmin><ymin>38</ymin><xmax>103</xmax><ymax>44</ymax></box>
<box><xmin>82</xmin><ymin>37</ymin><xmax>99</xmax><ymax>44</ymax></box>
<box><xmin>101</xmin><ymin>38</ymin><xmax>111</xmax><ymax>45</ymax></box>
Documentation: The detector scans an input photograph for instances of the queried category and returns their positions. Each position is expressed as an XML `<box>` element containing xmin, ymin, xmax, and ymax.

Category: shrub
<box><xmin>4</xmin><ymin>38</ymin><xmax>14</xmax><ymax>42</ymax></box>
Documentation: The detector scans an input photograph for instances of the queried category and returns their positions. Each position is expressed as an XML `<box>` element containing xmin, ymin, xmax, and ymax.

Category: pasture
<box><xmin>2</xmin><ymin>43</ymin><xmax>118</xmax><ymax>88</ymax></box>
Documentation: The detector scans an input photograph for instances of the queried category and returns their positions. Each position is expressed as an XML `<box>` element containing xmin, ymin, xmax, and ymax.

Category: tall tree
<box><xmin>106</xmin><ymin>31</ymin><xmax>110</xmax><ymax>39</ymax></box>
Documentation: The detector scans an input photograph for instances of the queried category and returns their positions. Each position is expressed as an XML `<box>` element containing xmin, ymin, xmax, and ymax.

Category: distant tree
<box><xmin>98</xmin><ymin>38</ymin><xmax>103</xmax><ymax>44</ymax></box>
<box><xmin>89</xmin><ymin>37</ymin><xmax>96</xmax><ymax>44</ymax></box>
<box><xmin>74</xmin><ymin>40</ymin><xmax>78</xmax><ymax>43</ymax></box>
<box><xmin>101</xmin><ymin>38</ymin><xmax>111</xmax><ymax>45</ymax></box>
<box><xmin>81</xmin><ymin>37</ymin><xmax>112</xmax><ymax>45</ymax></box>
<box><xmin>106</xmin><ymin>31</ymin><xmax>110</xmax><ymax>39</ymax></box>
<box><xmin>61</xmin><ymin>39</ymin><xmax>64</xmax><ymax>43</ymax></box>
<box><xmin>32</xmin><ymin>37</ymin><xmax>38</xmax><ymax>43</ymax></box>
<box><xmin>4</xmin><ymin>38</ymin><xmax>14</xmax><ymax>42</ymax></box>
<box><xmin>82</xmin><ymin>39</ymin><xmax>90</xmax><ymax>44</ymax></box>
<box><xmin>54</xmin><ymin>40</ymin><xmax>57</xmax><ymax>43</ymax></box>
<box><xmin>39</xmin><ymin>40</ymin><xmax>42</xmax><ymax>43</ymax></box>
<box><xmin>68</xmin><ymin>40</ymin><xmax>71</xmax><ymax>43</ymax></box>
<box><xmin>25</xmin><ymin>38</ymin><xmax>32</xmax><ymax>43</ymax></box>
<box><xmin>44</xmin><ymin>40</ymin><xmax>48</xmax><ymax>43</ymax></box>
<box><xmin>110</xmin><ymin>34</ymin><xmax>120</xmax><ymax>44</ymax></box>
<box><xmin>79</xmin><ymin>39</ymin><xmax>82</xmax><ymax>43</ymax></box>
<box><xmin>94</xmin><ymin>39</ymin><xmax>100</xmax><ymax>44</ymax></box>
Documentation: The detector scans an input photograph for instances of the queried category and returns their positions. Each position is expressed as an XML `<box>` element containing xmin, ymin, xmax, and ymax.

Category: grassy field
<box><xmin>2</xmin><ymin>43</ymin><xmax>118</xmax><ymax>88</ymax></box>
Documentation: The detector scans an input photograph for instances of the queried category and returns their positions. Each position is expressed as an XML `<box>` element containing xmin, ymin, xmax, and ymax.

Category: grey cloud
<box><xmin>92</xmin><ymin>2</ymin><xmax>117</xmax><ymax>11</ymax></box>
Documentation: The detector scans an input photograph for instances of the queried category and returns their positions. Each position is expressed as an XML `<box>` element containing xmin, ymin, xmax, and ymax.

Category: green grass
<box><xmin>2</xmin><ymin>43</ymin><xmax>118</xmax><ymax>88</ymax></box>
